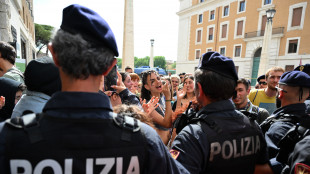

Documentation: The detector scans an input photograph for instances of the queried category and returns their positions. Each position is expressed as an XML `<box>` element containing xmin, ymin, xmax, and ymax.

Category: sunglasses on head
<box><xmin>259</xmin><ymin>81</ymin><xmax>267</xmax><ymax>85</ymax></box>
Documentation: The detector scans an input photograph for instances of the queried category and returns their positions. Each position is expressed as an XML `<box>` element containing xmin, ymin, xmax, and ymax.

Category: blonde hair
<box><xmin>265</xmin><ymin>66</ymin><xmax>284</xmax><ymax>79</ymax></box>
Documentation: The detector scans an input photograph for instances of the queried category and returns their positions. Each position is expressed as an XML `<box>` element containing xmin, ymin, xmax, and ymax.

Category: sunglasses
<box><xmin>259</xmin><ymin>81</ymin><xmax>267</xmax><ymax>85</ymax></box>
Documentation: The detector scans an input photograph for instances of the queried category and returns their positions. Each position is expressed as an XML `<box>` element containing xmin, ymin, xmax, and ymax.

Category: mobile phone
<box><xmin>104</xmin><ymin>65</ymin><xmax>117</xmax><ymax>91</ymax></box>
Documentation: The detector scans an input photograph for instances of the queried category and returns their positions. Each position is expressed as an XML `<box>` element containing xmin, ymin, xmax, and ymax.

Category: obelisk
<box><xmin>122</xmin><ymin>0</ymin><xmax>135</xmax><ymax>71</ymax></box>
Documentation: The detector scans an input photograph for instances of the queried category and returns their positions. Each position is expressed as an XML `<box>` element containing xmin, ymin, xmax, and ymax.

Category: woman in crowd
<box><xmin>141</xmin><ymin>70</ymin><xmax>173</xmax><ymax>144</ymax></box>
<box><xmin>120</xmin><ymin>72</ymin><xmax>133</xmax><ymax>91</ymax></box>
<box><xmin>129</xmin><ymin>73</ymin><xmax>140</xmax><ymax>96</ymax></box>
<box><xmin>172</xmin><ymin>75</ymin><xmax>196</xmax><ymax>111</ymax></box>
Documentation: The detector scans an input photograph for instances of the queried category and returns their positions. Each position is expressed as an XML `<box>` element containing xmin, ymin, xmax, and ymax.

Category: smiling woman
<box><xmin>141</xmin><ymin>70</ymin><xmax>173</xmax><ymax>144</ymax></box>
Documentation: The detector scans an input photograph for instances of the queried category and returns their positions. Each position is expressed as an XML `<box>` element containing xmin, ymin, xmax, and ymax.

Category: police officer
<box><xmin>170</xmin><ymin>52</ymin><xmax>271</xmax><ymax>174</ymax></box>
<box><xmin>0</xmin><ymin>4</ymin><xmax>188</xmax><ymax>174</ymax></box>
<box><xmin>262</xmin><ymin>70</ymin><xmax>310</xmax><ymax>173</ymax></box>
<box><xmin>294</xmin><ymin>64</ymin><xmax>310</xmax><ymax>113</ymax></box>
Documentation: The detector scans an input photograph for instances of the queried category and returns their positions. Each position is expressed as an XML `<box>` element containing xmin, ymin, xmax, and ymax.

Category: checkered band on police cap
<box><xmin>197</xmin><ymin>51</ymin><xmax>238</xmax><ymax>81</ymax></box>
<box><xmin>60</xmin><ymin>4</ymin><xmax>119</xmax><ymax>57</ymax></box>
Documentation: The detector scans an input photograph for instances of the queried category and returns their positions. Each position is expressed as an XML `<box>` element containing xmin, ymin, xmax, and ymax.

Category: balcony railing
<box><xmin>244</xmin><ymin>27</ymin><xmax>284</xmax><ymax>39</ymax></box>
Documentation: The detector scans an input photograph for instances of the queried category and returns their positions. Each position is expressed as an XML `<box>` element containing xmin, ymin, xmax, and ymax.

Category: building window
<box><xmin>222</xmin><ymin>24</ymin><xmax>227</xmax><ymax>39</ymax></box>
<box><xmin>287</xmin><ymin>2</ymin><xmax>307</xmax><ymax>31</ymax></box>
<box><xmin>210</xmin><ymin>10</ymin><xmax>215</xmax><ymax>20</ymax></box>
<box><xmin>220</xmin><ymin>47</ymin><xmax>226</xmax><ymax>56</ymax></box>
<box><xmin>292</xmin><ymin>7</ymin><xmax>302</xmax><ymax>27</ymax></box>
<box><xmin>198</xmin><ymin>14</ymin><xmax>203</xmax><ymax>24</ymax></box>
<box><xmin>200</xmin><ymin>0</ymin><xmax>204</xmax><ymax>3</ymax></box>
<box><xmin>207</xmin><ymin>48</ymin><xmax>213</xmax><ymax>52</ymax></box>
<box><xmin>288</xmin><ymin>39</ymin><xmax>298</xmax><ymax>53</ymax></box>
<box><xmin>223</xmin><ymin>6</ymin><xmax>229</xmax><ymax>17</ymax></box>
<box><xmin>196</xmin><ymin>29</ymin><xmax>202</xmax><ymax>44</ymax></box>
<box><xmin>264</xmin><ymin>0</ymin><xmax>271</xmax><ymax>5</ymax></box>
<box><xmin>234</xmin><ymin>45</ymin><xmax>241</xmax><ymax>57</ymax></box>
<box><xmin>285</xmin><ymin>65</ymin><xmax>294</xmax><ymax>72</ymax></box>
<box><xmin>261</xmin><ymin>15</ymin><xmax>267</xmax><ymax>36</ymax></box>
<box><xmin>237</xmin><ymin>21</ymin><xmax>243</xmax><ymax>36</ymax></box>
<box><xmin>208</xmin><ymin>27</ymin><xmax>214</xmax><ymax>41</ymax></box>
<box><xmin>195</xmin><ymin>50</ymin><xmax>201</xmax><ymax>59</ymax></box>
<box><xmin>239</xmin><ymin>1</ymin><xmax>245</xmax><ymax>12</ymax></box>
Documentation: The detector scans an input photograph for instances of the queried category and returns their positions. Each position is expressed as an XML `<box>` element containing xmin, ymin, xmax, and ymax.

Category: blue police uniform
<box><xmin>283</xmin><ymin>135</ymin><xmax>310</xmax><ymax>174</ymax></box>
<box><xmin>0</xmin><ymin>92</ymin><xmax>188</xmax><ymax>173</ymax></box>
<box><xmin>262</xmin><ymin>70</ymin><xmax>310</xmax><ymax>174</ymax></box>
<box><xmin>265</xmin><ymin>103</ymin><xmax>308</xmax><ymax>159</ymax></box>
<box><xmin>171</xmin><ymin>100</ymin><xmax>269</xmax><ymax>174</ymax></box>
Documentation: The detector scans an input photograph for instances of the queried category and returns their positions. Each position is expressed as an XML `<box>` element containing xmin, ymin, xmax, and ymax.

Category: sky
<box><xmin>33</xmin><ymin>0</ymin><xmax>180</xmax><ymax>61</ymax></box>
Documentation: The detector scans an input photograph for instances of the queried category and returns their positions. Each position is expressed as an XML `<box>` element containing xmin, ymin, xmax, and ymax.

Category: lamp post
<box><xmin>257</xmin><ymin>9</ymin><xmax>276</xmax><ymax>77</ymax></box>
<box><xmin>150</xmin><ymin>39</ymin><xmax>154</xmax><ymax>68</ymax></box>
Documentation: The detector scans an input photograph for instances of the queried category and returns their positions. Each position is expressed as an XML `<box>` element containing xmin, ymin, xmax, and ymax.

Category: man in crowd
<box><xmin>257</xmin><ymin>74</ymin><xmax>267</xmax><ymax>89</ymax></box>
<box><xmin>0</xmin><ymin>4</ymin><xmax>188</xmax><ymax>173</ymax></box>
<box><xmin>178</xmin><ymin>72</ymin><xmax>185</xmax><ymax>84</ymax></box>
<box><xmin>233</xmin><ymin>78</ymin><xmax>269</xmax><ymax>124</ymax></box>
<box><xmin>261</xmin><ymin>70</ymin><xmax>310</xmax><ymax>173</ymax></box>
<box><xmin>125</xmin><ymin>66</ymin><xmax>133</xmax><ymax>73</ymax></box>
<box><xmin>0</xmin><ymin>41</ymin><xmax>24</xmax><ymax>83</ymax></box>
<box><xmin>249</xmin><ymin>66</ymin><xmax>284</xmax><ymax>115</ymax></box>
<box><xmin>171</xmin><ymin>52</ymin><xmax>272</xmax><ymax>174</ymax></box>
<box><xmin>171</xmin><ymin>75</ymin><xmax>180</xmax><ymax>98</ymax></box>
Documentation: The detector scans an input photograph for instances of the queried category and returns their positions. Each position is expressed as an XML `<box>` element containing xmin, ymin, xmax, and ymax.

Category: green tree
<box><xmin>154</xmin><ymin>56</ymin><xmax>166</xmax><ymax>69</ymax></box>
<box><xmin>134</xmin><ymin>56</ymin><xmax>149</xmax><ymax>67</ymax></box>
<box><xmin>117</xmin><ymin>58</ymin><xmax>122</xmax><ymax>69</ymax></box>
<box><xmin>171</xmin><ymin>62</ymin><xmax>176</xmax><ymax>69</ymax></box>
<box><xmin>35</xmin><ymin>23</ymin><xmax>54</xmax><ymax>55</ymax></box>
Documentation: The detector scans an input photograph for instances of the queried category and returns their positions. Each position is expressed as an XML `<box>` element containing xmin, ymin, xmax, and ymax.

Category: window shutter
<box><xmin>292</xmin><ymin>7</ymin><xmax>302</xmax><ymax>27</ymax></box>
<box><xmin>237</xmin><ymin>21</ymin><xmax>243</xmax><ymax>36</ymax></box>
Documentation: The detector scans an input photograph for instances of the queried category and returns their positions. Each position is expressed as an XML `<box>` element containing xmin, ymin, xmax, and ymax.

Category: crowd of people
<box><xmin>0</xmin><ymin>4</ymin><xmax>310</xmax><ymax>174</ymax></box>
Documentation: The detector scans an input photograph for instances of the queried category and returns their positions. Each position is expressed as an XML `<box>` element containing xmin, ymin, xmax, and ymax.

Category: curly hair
<box><xmin>51</xmin><ymin>30</ymin><xmax>115</xmax><ymax>79</ymax></box>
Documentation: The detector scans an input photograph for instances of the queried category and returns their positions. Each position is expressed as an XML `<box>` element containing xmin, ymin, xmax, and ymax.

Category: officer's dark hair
<box><xmin>51</xmin><ymin>29</ymin><xmax>115</xmax><ymax>79</ymax></box>
<box><xmin>195</xmin><ymin>69</ymin><xmax>236</xmax><ymax>101</ymax></box>
<box><xmin>141</xmin><ymin>70</ymin><xmax>158</xmax><ymax>101</ymax></box>
<box><xmin>0</xmin><ymin>41</ymin><xmax>16</xmax><ymax>65</ymax></box>
<box><xmin>237</xmin><ymin>78</ymin><xmax>250</xmax><ymax>91</ymax></box>
<box><xmin>120</xmin><ymin>72</ymin><xmax>129</xmax><ymax>83</ymax></box>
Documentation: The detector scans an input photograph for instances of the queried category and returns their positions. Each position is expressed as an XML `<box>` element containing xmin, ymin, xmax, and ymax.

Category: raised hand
<box><xmin>176</xmin><ymin>87</ymin><xmax>186</xmax><ymax>100</ymax></box>
<box><xmin>162</xmin><ymin>83</ymin><xmax>171</xmax><ymax>100</ymax></box>
<box><xmin>111</xmin><ymin>71</ymin><xmax>126</xmax><ymax>93</ymax></box>
<box><xmin>142</xmin><ymin>96</ymin><xmax>159</xmax><ymax>116</ymax></box>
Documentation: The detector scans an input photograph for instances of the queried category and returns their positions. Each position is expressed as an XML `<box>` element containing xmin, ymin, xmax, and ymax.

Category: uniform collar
<box><xmin>197</xmin><ymin>100</ymin><xmax>235</xmax><ymax>115</ymax></box>
<box><xmin>273</xmin><ymin>103</ymin><xmax>307</xmax><ymax>117</ymax></box>
<box><xmin>43</xmin><ymin>91</ymin><xmax>113</xmax><ymax>112</ymax></box>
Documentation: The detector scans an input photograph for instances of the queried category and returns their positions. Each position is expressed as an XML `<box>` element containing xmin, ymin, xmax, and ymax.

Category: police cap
<box><xmin>197</xmin><ymin>51</ymin><xmax>238</xmax><ymax>80</ymax></box>
<box><xmin>61</xmin><ymin>4</ymin><xmax>119</xmax><ymax>57</ymax></box>
<box><xmin>257</xmin><ymin>75</ymin><xmax>266</xmax><ymax>82</ymax></box>
<box><xmin>294</xmin><ymin>64</ymin><xmax>310</xmax><ymax>76</ymax></box>
<box><xmin>279</xmin><ymin>71</ymin><xmax>310</xmax><ymax>88</ymax></box>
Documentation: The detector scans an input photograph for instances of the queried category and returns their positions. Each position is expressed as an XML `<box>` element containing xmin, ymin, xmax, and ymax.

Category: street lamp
<box><xmin>150</xmin><ymin>39</ymin><xmax>155</xmax><ymax>68</ymax></box>
<box><xmin>257</xmin><ymin>9</ymin><xmax>276</xmax><ymax>77</ymax></box>
<box><xmin>266</xmin><ymin>9</ymin><xmax>276</xmax><ymax>22</ymax></box>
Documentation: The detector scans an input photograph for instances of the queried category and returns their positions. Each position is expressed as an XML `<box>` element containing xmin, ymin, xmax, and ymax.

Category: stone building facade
<box><xmin>176</xmin><ymin>0</ymin><xmax>310</xmax><ymax>85</ymax></box>
<box><xmin>0</xmin><ymin>0</ymin><xmax>35</xmax><ymax>71</ymax></box>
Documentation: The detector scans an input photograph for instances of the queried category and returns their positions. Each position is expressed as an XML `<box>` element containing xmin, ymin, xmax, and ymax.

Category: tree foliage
<box><xmin>171</xmin><ymin>62</ymin><xmax>176</xmax><ymax>69</ymax></box>
<box><xmin>117</xmin><ymin>58</ymin><xmax>122</xmax><ymax>69</ymax></box>
<box><xmin>134</xmin><ymin>56</ymin><xmax>149</xmax><ymax>67</ymax></box>
<box><xmin>35</xmin><ymin>23</ymin><xmax>54</xmax><ymax>55</ymax></box>
<box><xmin>154</xmin><ymin>56</ymin><xmax>166</xmax><ymax>69</ymax></box>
